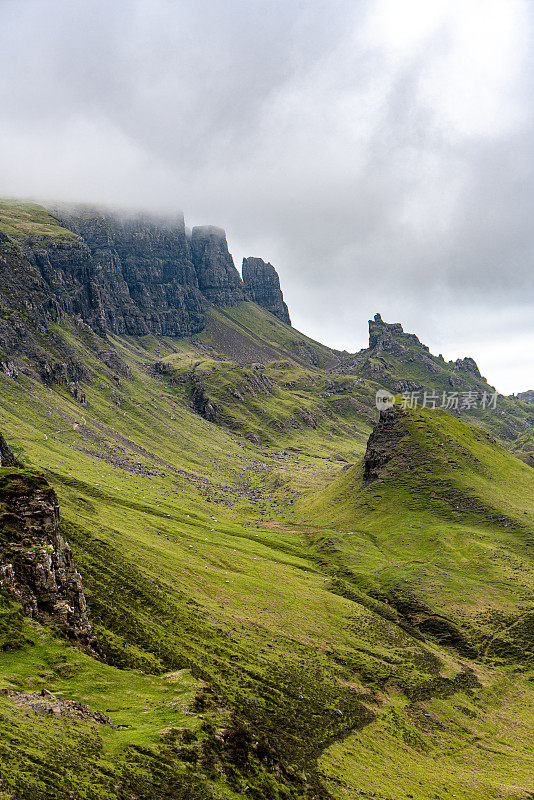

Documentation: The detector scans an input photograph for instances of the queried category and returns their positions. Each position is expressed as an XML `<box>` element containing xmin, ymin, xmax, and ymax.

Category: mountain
<box><xmin>1</xmin><ymin>199</ymin><xmax>534</xmax><ymax>800</ymax></box>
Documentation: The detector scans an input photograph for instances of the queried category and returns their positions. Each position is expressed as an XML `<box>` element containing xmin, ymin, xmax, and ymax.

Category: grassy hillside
<box><xmin>0</xmin><ymin>297</ymin><xmax>533</xmax><ymax>793</ymax></box>
<box><xmin>0</xmin><ymin>200</ymin><xmax>80</xmax><ymax>243</ymax></box>
<box><xmin>0</xmin><ymin>327</ymin><xmax>533</xmax><ymax>798</ymax></box>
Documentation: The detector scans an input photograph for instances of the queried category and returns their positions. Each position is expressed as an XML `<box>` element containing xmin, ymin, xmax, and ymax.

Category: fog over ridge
<box><xmin>1</xmin><ymin>0</ymin><xmax>533</xmax><ymax>393</ymax></box>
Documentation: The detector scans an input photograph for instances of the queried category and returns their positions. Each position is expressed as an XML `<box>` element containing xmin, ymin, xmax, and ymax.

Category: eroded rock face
<box><xmin>0</xmin><ymin>432</ymin><xmax>22</xmax><ymax>468</ymax></box>
<box><xmin>50</xmin><ymin>208</ymin><xmax>206</xmax><ymax>337</ymax></box>
<box><xmin>190</xmin><ymin>226</ymin><xmax>246</xmax><ymax>306</ymax></box>
<box><xmin>0</xmin><ymin>453</ymin><xmax>94</xmax><ymax>646</ymax></box>
<box><xmin>0</xmin><ymin>205</ymin><xmax>294</xmax><ymax>388</ymax></box>
<box><xmin>454</xmin><ymin>357</ymin><xmax>482</xmax><ymax>378</ymax></box>
<box><xmin>368</xmin><ymin>313</ymin><xmax>427</xmax><ymax>353</ymax></box>
<box><xmin>242</xmin><ymin>257</ymin><xmax>291</xmax><ymax>325</ymax></box>
<box><xmin>363</xmin><ymin>408</ymin><xmax>408</xmax><ymax>482</ymax></box>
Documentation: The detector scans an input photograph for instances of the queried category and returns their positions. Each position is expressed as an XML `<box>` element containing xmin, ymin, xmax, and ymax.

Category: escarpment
<box><xmin>242</xmin><ymin>256</ymin><xmax>291</xmax><ymax>324</ymax></box>
<box><xmin>0</xmin><ymin>201</ymin><xmax>295</xmax><ymax>392</ymax></box>
<box><xmin>0</xmin><ymin>203</ymin><xmax>292</xmax><ymax>351</ymax></box>
<box><xmin>190</xmin><ymin>225</ymin><xmax>246</xmax><ymax>306</ymax></box>
<box><xmin>0</xmin><ymin>437</ymin><xmax>94</xmax><ymax>647</ymax></box>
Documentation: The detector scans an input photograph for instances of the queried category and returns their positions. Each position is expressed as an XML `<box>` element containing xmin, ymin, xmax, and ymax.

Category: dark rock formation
<box><xmin>0</xmin><ymin>459</ymin><xmax>95</xmax><ymax>646</ymax></box>
<box><xmin>0</xmin><ymin>231</ymin><xmax>120</xmax><ymax>387</ymax></box>
<box><xmin>191</xmin><ymin>383</ymin><xmax>220</xmax><ymax>422</ymax></box>
<box><xmin>49</xmin><ymin>207</ymin><xmax>206</xmax><ymax>337</ymax></box>
<box><xmin>242</xmin><ymin>257</ymin><xmax>291</xmax><ymax>324</ymax></box>
<box><xmin>454</xmin><ymin>357</ymin><xmax>482</xmax><ymax>378</ymax></box>
<box><xmin>0</xmin><ymin>432</ymin><xmax>23</xmax><ymax>468</ymax></box>
<box><xmin>518</xmin><ymin>390</ymin><xmax>534</xmax><ymax>404</ymax></box>
<box><xmin>1</xmin><ymin>204</ymin><xmax>293</xmax><ymax>381</ymax></box>
<box><xmin>190</xmin><ymin>226</ymin><xmax>245</xmax><ymax>306</ymax></box>
<box><xmin>368</xmin><ymin>313</ymin><xmax>428</xmax><ymax>353</ymax></box>
<box><xmin>363</xmin><ymin>408</ymin><xmax>408</xmax><ymax>482</ymax></box>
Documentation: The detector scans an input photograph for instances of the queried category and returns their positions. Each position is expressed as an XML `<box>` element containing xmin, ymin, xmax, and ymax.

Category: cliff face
<box><xmin>1</xmin><ymin>204</ymin><xmax>293</xmax><ymax>352</ymax></box>
<box><xmin>190</xmin><ymin>226</ymin><xmax>246</xmax><ymax>306</ymax></box>
<box><xmin>0</xmin><ymin>445</ymin><xmax>94</xmax><ymax>646</ymax></box>
<box><xmin>242</xmin><ymin>257</ymin><xmax>291</xmax><ymax>324</ymax></box>
<box><xmin>49</xmin><ymin>208</ymin><xmax>206</xmax><ymax>337</ymax></box>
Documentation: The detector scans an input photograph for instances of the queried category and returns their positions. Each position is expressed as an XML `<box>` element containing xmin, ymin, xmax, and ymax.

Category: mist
<box><xmin>1</xmin><ymin>0</ymin><xmax>533</xmax><ymax>393</ymax></box>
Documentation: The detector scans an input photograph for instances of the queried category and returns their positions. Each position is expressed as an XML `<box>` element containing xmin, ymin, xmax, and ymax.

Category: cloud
<box><xmin>0</xmin><ymin>0</ymin><xmax>533</xmax><ymax>392</ymax></box>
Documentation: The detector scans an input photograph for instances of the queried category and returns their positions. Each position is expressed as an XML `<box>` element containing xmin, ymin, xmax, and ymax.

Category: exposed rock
<box><xmin>368</xmin><ymin>313</ymin><xmax>404</xmax><ymax>349</ymax></box>
<box><xmin>454</xmin><ymin>356</ymin><xmax>482</xmax><ymax>378</ymax></box>
<box><xmin>190</xmin><ymin>226</ymin><xmax>245</xmax><ymax>306</ymax></box>
<box><xmin>0</xmin><ymin>457</ymin><xmax>95</xmax><ymax>647</ymax></box>
<box><xmin>517</xmin><ymin>390</ymin><xmax>534</xmax><ymax>404</ymax></box>
<box><xmin>49</xmin><ymin>207</ymin><xmax>206</xmax><ymax>337</ymax></box>
<box><xmin>0</xmin><ymin>433</ymin><xmax>23</xmax><ymax>468</ymax></box>
<box><xmin>242</xmin><ymin>257</ymin><xmax>291</xmax><ymax>324</ymax></box>
<box><xmin>1</xmin><ymin>206</ymin><xmax>294</xmax><ymax>384</ymax></box>
<box><xmin>191</xmin><ymin>384</ymin><xmax>220</xmax><ymax>422</ymax></box>
<box><xmin>363</xmin><ymin>408</ymin><xmax>408</xmax><ymax>482</ymax></box>
<box><xmin>368</xmin><ymin>313</ymin><xmax>429</xmax><ymax>354</ymax></box>
<box><xmin>0</xmin><ymin>688</ymin><xmax>113</xmax><ymax>725</ymax></box>
<box><xmin>68</xmin><ymin>381</ymin><xmax>87</xmax><ymax>405</ymax></box>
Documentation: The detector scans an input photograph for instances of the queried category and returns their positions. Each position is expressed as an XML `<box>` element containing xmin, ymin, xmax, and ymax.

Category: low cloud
<box><xmin>1</xmin><ymin>0</ymin><xmax>533</xmax><ymax>392</ymax></box>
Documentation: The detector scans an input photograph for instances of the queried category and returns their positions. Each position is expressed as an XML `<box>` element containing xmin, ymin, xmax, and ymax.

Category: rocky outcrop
<box><xmin>454</xmin><ymin>357</ymin><xmax>482</xmax><ymax>379</ymax></box>
<box><xmin>368</xmin><ymin>313</ymin><xmax>428</xmax><ymax>353</ymax></box>
<box><xmin>190</xmin><ymin>226</ymin><xmax>245</xmax><ymax>306</ymax></box>
<box><xmin>49</xmin><ymin>207</ymin><xmax>206</xmax><ymax>337</ymax></box>
<box><xmin>0</xmin><ymin>204</ymin><xmax>293</xmax><ymax>378</ymax></box>
<box><xmin>0</xmin><ymin>452</ymin><xmax>95</xmax><ymax>647</ymax></box>
<box><xmin>517</xmin><ymin>390</ymin><xmax>534</xmax><ymax>404</ymax></box>
<box><xmin>242</xmin><ymin>257</ymin><xmax>291</xmax><ymax>324</ymax></box>
<box><xmin>0</xmin><ymin>432</ymin><xmax>23</xmax><ymax>468</ymax></box>
<box><xmin>363</xmin><ymin>408</ymin><xmax>408</xmax><ymax>482</ymax></box>
<box><xmin>0</xmin><ymin>688</ymin><xmax>114</xmax><ymax>725</ymax></box>
<box><xmin>191</xmin><ymin>383</ymin><xmax>220</xmax><ymax>422</ymax></box>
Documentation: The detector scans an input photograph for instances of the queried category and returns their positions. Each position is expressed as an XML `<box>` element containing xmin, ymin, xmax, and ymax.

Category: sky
<box><xmin>0</xmin><ymin>0</ymin><xmax>533</xmax><ymax>393</ymax></box>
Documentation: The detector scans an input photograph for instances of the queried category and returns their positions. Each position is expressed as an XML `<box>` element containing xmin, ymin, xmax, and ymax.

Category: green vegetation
<box><xmin>0</xmin><ymin>282</ymin><xmax>533</xmax><ymax>796</ymax></box>
<box><xmin>0</xmin><ymin>200</ymin><xmax>79</xmax><ymax>243</ymax></box>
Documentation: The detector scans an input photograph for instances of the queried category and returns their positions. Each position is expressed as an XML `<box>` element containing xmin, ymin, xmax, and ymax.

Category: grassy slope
<box><xmin>0</xmin><ymin>318</ymin><xmax>417</xmax><ymax>798</ymax></box>
<box><xmin>300</xmin><ymin>406</ymin><xmax>534</xmax><ymax>799</ymax></box>
<box><xmin>353</xmin><ymin>320</ymin><xmax>534</xmax><ymax>463</ymax></box>
<box><xmin>0</xmin><ymin>200</ymin><xmax>79</xmax><ymax>243</ymax></box>
<box><xmin>0</xmin><ymin>290</ymin><xmax>532</xmax><ymax>795</ymax></box>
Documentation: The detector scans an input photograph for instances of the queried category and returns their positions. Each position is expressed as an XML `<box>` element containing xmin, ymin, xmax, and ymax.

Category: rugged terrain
<box><xmin>0</xmin><ymin>199</ymin><xmax>533</xmax><ymax>800</ymax></box>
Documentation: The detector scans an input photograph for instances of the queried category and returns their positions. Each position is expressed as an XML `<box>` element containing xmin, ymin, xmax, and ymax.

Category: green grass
<box><xmin>0</xmin><ymin>200</ymin><xmax>80</xmax><ymax>243</ymax></box>
<box><xmin>0</xmin><ymin>309</ymin><xmax>533</xmax><ymax>797</ymax></box>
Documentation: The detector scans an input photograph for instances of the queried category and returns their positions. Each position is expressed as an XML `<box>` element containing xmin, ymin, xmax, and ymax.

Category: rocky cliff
<box><xmin>0</xmin><ymin>201</ymin><xmax>293</xmax><ymax>388</ymax></box>
<box><xmin>0</xmin><ymin>436</ymin><xmax>94</xmax><ymax>646</ymax></box>
<box><xmin>48</xmin><ymin>206</ymin><xmax>206</xmax><ymax>337</ymax></box>
<box><xmin>190</xmin><ymin>225</ymin><xmax>246</xmax><ymax>306</ymax></box>
<box><xmin>242</xmin><ymin>257</ymin><xmax>291</xmax><ymax>324</ymax></box>
<box><xmin>1</xmin><ymin>201</ymin><xmax>293</xmax><ymax>346</ymax></box>
<box><xmin>363</xmin><ymin>407</ymin><xmax>408</xmax><ymax>482</ymax></box>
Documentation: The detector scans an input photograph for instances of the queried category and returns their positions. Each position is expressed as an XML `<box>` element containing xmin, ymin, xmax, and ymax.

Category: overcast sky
<box><xmin>1</xmin><ymin>0</ymin><xmax>533</xmax><ymax>393</ymax></box>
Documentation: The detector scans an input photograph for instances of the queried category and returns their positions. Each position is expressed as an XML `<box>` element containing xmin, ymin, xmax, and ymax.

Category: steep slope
<box><xmin>0</xmin><ymin>320</ymin><xmax>533</xmax><ymax>798</ymax></box>
<box><xmin>346</xmin><ymin>313</ymin><xmax>534</xmax><ymax>461</ymax></box>
<box><xmin>300</xmin><ymin>405</ymin><xmax>534</xmax><ymax>798</ymax></box>
<box><xmin>1</xmin><ymin>199</ymin><xmax>534</xmax><ymax>799</ymax></box>
<box><xmin>304</xmin><ymin>405</ymin><xmax>534</xmax><ymax>644</ymax></box>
